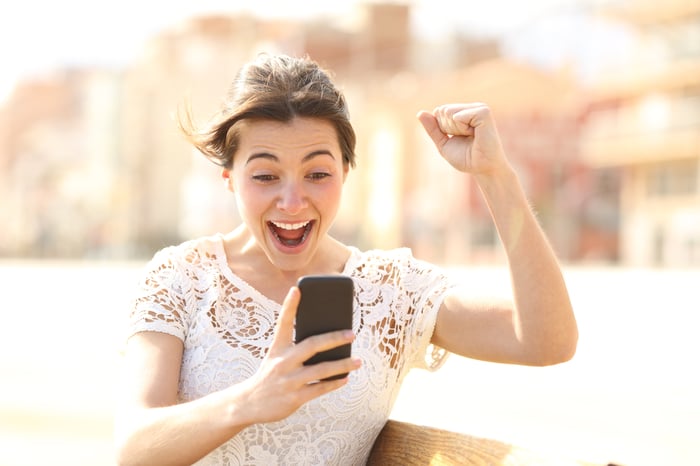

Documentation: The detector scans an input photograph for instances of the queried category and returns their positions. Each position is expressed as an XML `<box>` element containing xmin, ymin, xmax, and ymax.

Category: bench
<box><xmin>367</xmin><ymin>420</ymin><xmax>609</xmax><ymax>465</ymax></box>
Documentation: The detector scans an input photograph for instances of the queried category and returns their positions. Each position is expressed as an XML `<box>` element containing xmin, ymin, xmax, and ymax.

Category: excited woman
<box><xmin>114</xmin><ymin>54</ymin><xmax>578</xmax><ymax>466</ymax></box>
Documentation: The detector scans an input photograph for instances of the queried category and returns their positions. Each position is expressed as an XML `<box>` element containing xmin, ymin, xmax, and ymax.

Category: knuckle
<box><xmin>265</xmin><ymin>355</ymin><xmax>289</xmax><ymax>376</ymax></box>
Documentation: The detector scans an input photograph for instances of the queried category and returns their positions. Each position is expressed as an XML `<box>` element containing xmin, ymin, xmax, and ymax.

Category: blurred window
<box><xmin>646</xmin><ymin>159</ymin><xmax>698</xmax><ymax>197</ymax></box>
<box><xmin>647</xmin><ymin>13</ymin><xmax>700</xmax><ymax>61</ymax></box>
<box><xmin>677</xmin><ymin>91</ymin><xmax>700</xmax><ymax>127</ymax></box>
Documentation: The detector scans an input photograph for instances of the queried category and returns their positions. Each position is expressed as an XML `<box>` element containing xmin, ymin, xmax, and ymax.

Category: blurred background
<box><xmin>0</xmin><ymin>0</ymin><xmax>698</xmax><ymax>465</ymax></box>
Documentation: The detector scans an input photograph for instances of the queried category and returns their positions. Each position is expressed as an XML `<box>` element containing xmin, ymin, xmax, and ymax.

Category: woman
<box><xmin>114</xmin><ymin>54</ymin><xmax>578</xmax><ymax>466</ymax></box>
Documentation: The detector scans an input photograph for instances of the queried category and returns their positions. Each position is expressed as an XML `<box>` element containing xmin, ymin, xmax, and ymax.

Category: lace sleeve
<box><xmin>403</xmin><ymin>252</ymin><xmax>456</xmax><ymax>371</ymax></box>
<box><xmin>126</xmin><ymin>247</ymin><xmax>191</xmax><ymax>342</ymax></box>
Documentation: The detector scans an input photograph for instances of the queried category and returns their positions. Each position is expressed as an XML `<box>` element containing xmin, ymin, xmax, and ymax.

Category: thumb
<box><xmin>270</xmin><ymin>286</ymin><xmax>300</xmax><ymax>354</ymax></box>
<box><xmin>417</xmin><ymin>110</ymin><xmax>448</xmax><ymax>152</ymax></box>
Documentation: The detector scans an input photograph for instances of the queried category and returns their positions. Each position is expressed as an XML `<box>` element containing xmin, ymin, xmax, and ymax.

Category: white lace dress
<box><xmin>127</xmin><ymin>234</ymin><xmax>454</xmax><ymax>465</ymax></box>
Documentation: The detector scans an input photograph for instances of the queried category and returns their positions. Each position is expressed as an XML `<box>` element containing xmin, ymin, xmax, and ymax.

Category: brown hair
<box><xmin>179</xmin><ymin>54</ymin><xmax>356</xmax><ymax>169</ymax></box>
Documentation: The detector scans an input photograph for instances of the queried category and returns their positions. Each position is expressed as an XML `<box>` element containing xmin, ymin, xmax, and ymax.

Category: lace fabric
<box><xmin>127</xmin><ymin>234</ymin><xmax>454</xmax><ymax>465</ymax></box>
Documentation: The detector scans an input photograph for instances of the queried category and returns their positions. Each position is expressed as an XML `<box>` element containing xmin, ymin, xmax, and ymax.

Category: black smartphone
<box><xmin>295</xmin><ymin>275</ymin><xmax>354</xmax><ymax>380</ymax></box>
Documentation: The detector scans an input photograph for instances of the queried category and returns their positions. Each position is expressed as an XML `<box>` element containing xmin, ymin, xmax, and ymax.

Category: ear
<box><xmin>222</xmin><ymin>168</ymin><xmax>234</xmax><ymax>192</ymax></box>
<box><xmin>342</xmin><ymin>163</ymin><xmax>350</xmax><ymax>183</ymax></box>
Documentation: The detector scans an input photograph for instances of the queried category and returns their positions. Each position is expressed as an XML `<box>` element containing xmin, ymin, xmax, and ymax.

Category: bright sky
<box><xmin>0</xmin><ymin>0</ymin><xmax>627</xmax><ymax>101</ymax></box>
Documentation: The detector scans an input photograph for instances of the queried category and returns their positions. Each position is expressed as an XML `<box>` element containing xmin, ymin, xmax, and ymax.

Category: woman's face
<box><xmin>224</xmin><ymin>117</ymin><xmax>348</xmax><ymax>272</ymax></box>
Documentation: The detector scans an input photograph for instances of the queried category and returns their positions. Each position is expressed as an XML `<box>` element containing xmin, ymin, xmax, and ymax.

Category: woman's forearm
<box><xmin>115</xmin><ymin>387</ymin><xmax>250</xmax><ymax>466</ymax></box>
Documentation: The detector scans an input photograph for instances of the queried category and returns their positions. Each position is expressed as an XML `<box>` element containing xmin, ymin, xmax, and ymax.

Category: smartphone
<box><xmin>295</xmin><ymin>275</ymin><xmax>354</xmax><ymax>380</ymax></box>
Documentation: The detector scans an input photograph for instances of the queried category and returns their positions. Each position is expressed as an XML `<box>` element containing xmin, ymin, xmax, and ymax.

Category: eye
<box><xmin>252</xmin><ymin>174</ymin><xmax>278</xmax><ymax>183</ymax></box>
<box><xmin>306</xmin><ymin>172</ymin><xmax>331</xmax><ymax>181</ymax></box>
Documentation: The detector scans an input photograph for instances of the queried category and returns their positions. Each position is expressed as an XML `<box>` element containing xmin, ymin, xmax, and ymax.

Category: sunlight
<box><xmin>367</xmin><ymin>127</ymin><xmax>401</xmax><ymax>246</ymax></box>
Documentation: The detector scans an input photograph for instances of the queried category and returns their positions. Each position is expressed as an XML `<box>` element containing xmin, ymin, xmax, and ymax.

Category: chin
<box><xmin>264</xmin><ymin>242</ymin><xmax>315</xmax><ymax>274</ymax></box>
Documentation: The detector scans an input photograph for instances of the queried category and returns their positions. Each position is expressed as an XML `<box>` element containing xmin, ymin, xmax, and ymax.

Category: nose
<box><xmin>276</xmin><ymin>181</ymin><xmax>308</xmax><ymax>214</ymax></box>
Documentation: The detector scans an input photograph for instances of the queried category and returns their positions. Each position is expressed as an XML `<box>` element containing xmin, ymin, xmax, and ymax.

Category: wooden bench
<box><xmin>367</xmin><ymin>420</ymin><xmax>609</xmax><ymax>465</ymax></box>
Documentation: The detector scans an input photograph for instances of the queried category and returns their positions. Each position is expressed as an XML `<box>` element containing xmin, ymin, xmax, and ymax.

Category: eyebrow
<box><xmin>245</xmin><ymin>149</ymin><xmax>336</xmax><ymax>165</ymax></box>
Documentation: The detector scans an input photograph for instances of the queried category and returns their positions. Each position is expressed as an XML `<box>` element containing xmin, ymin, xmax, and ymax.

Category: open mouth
<box><xmin>268</xmin><ymin>220</ymin><xmax>314</xmax><ymax>248</ymax></box>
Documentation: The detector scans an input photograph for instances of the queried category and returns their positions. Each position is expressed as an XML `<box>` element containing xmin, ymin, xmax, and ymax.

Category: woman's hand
<box><xmin>233</xmin><ymin>287</ymin><xmax>360</xmax><ymax>426</ymax></box>
<box><xmin>417</xmin><ymin>103</ymin><xmax>509</xmax><ymax>177</ymax></box>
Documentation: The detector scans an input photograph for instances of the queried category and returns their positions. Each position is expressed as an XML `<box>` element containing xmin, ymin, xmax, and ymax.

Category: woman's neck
<box><xmin>222</xmin><ymin>225</ymin><xmax>351</xmax><ymax>303</ymax></box>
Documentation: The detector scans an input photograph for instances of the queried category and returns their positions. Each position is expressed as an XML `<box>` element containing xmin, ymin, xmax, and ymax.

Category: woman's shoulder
<box><xmin>349</xmin><ymin>246</ymin><xmax>414</xmax><ymax>265</ymax></box>
<box><xmin>145</xmin><ymin>234</ymin><xmax>225</xmax><ymax>273</ymax></box>
<box><xmin>347</xmin><ymin>246</ymin><xmax>436</xmax><ymax>278</ymax></box>
<box><xmin>348</xmin><ymin>246</ymin><xmax>451</xmax><ymax>283</ymax></box>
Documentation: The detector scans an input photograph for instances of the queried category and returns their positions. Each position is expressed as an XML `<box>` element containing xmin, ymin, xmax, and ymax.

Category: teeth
<box><xmin>270</xmin><ymin>220</ymin><xmax>310</xmax><ymax>230</ymax></box>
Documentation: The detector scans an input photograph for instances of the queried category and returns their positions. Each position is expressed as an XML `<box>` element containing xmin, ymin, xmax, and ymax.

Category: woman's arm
<box><xmin>114</xmin><ymin>287</ymin><xmax>360</xmax><ymax>466</ymax></box>
<box><xmin>418</xmin><ymin>104</ymin><xmax>578</xmax><ymax>366</ymax></box>
<box><xmin>114</xmin><ymin>332</ymin><xmax>250</xmax><ymax>466</ymax></box>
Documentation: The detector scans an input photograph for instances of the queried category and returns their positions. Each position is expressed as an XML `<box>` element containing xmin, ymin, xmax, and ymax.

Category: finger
<box><xmin>437</xmin><ymin>102</ymin><xmax>488</xmax><ymax>116</ymax></box>
<box><xmin>270</xmin><ymin>286</ymin><xmax>300</xmax><ymax>353</ymax></box>
<box><xmin>298</xmin><ymin>374</ymin><xmax>350</xmax><ymax>400</ymax></box>
<box><xmin>417</xmin><ymin>110</ymin><xmax>449</xmax><ymax>151</ymax></box>
<box><xmin>435</xmin><ymin>103</ymin><xmax>491</xmax><ymax>135</ymax></box>
<box><xmin>302</xmin><ymin>356</ymin><xmax>362</xmax><ymax>384</ymax></box>
<box><xmin>452</xmin><ymin>104</ymin><xmax>491</xmax><ymax>130</ymax></box>
<box><xmin>433</xmin><ymin>106</ymin><xmax>472</xmax><ymax>137</ymax></box>
<box><xmin>293</xmin><ymin>329</ymin><xmax>355</xmax><ymax>366</ymax></box>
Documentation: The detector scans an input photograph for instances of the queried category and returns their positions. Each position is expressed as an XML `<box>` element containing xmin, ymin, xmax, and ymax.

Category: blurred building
<box><xmin>117</xmin><ymin>4</ymin><xmax>587</xmax><ymax>262</ymax></box>
<box><xmin>581</xmin><ymin>0</ymin><xmax>700</xmax><ymax>266</ymax></box>
<box><xmin>118</xmin><ymin>14</ymin><xmax>266</xmax><ymax>255</ymax></box>
<box><xmin>347</xmin><ymin>59</ymin><xmax>586</xmax><ymax>265</ymax></box>
<box><xmin>1</xmin><ymin>2</ymin><xmax>595</xmax><ymax>264</ymax></box>
<box><xmin>0</xmin><ymin>69</ymin><xmax>122</xmax><ymax>257</ymax></box>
